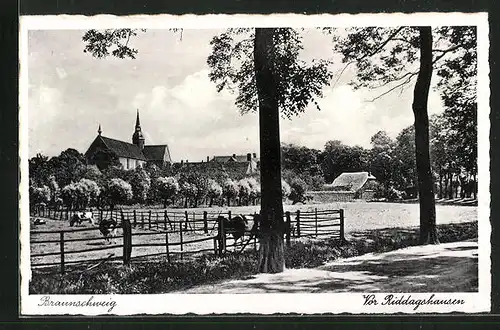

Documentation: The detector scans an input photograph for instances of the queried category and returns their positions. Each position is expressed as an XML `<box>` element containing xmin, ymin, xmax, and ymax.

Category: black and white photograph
<box><xmin>19</xmin><ymin>13</ymin><xmax>490</xmax><ymax>315</ymax></box>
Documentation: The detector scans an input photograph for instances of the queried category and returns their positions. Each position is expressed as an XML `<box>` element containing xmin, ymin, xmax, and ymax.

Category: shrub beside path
<box><xmin>178</xmin><ymin>240</ymin><xmax>478</xmax><ymax>294</ymax></box>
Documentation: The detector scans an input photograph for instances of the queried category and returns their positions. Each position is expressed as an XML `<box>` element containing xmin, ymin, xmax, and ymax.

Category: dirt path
<box><xmin>179</xmin><ymin>240</ymin><xmax>478</xmax><ymax>293</ymax></box>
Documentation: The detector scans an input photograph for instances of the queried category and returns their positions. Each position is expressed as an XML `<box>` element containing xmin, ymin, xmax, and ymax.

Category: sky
<box><xmin>26</xmin><ymin>28</ymin><xmax>445</xmax><ymax>162</ymax></box>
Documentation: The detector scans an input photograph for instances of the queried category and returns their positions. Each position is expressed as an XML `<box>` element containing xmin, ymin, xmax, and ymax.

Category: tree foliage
<box><xmin>82</xmin><ymin>29</ymin><xmax>145</xmax><ymax>59</ymax></box>
<box><xmin>129</xmin><ymin>167</ymin><xmax>151</xmax><ymax>204</ymax></box>
<box><xmin>88</xmin><ymin>148</ymin><xmax>121</xmax><ymax>171</ymax></box>
<box><xmin>30</xmin><ymin>184</ymin><xmax>51</xmax><ymax>205</ymax></box>
<box><xmin>207</xmin><ymin>28</ymin><xmax>333</xmax><ymax>118</ymax></box>
<box><xmin>156</xmin><ymin>176</ymin><xmax>180</xmax><ymax>208</ymax></box>
<box><xmin>222</xmin><ymin>178</ymin><xmax>238</xmax><ymax>206</ymax></box>
<box><xmin>102</xmin><ymin>178</ymin><xmax>133</xmax><ymax>210</ymax></box>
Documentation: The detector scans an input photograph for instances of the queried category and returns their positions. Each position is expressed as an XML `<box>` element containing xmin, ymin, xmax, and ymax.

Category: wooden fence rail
<box><xmin>30</xmin><ymin>208</ymin><xmax>345</xmax><ymax>273</ymax></box>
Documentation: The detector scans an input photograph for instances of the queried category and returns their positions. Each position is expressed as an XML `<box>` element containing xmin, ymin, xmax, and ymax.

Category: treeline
<box><xmin>28</xmin><ymin>149</ymin><xmax>303</xmax><ymax>210</ymax></box>
<box><xmin>29</xmin><ymin>102</ymin><xmax>476</xmax><ymax>210</ymax></box>
<box><xmin>282</xmin><ymin>111</ymin><xmax>477</xmax><ymax>200</ymax></box>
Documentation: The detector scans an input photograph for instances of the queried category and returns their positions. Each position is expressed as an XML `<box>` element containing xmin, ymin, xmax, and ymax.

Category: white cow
<box><xmin>70</xmin><ymin>211</ymin><xmax>95</xmax><ymax>227</ymax></box>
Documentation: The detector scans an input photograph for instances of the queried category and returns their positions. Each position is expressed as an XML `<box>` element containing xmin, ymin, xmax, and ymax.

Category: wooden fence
<box><xmin>30</xmin><ymin>208</ymin><xmax>344</xmax><ymax>273</ymax></box>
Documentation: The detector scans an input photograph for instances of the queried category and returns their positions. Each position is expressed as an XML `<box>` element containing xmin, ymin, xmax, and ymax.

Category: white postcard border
<box><xmin>19</xmin><ymin>12</ymin><xmax>491</xmax><ymax>315</ymax></box>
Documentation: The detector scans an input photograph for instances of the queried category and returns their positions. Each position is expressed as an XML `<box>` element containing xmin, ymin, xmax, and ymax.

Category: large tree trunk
<box><xmin>413</xmin><ymin>27</ymin><xmax>439</xmax><ymax>245</ymax></box>
<box><xmin>254</xmin><ymin>28</ymin><xmax>285</xmax><ymax>273</ymax></box>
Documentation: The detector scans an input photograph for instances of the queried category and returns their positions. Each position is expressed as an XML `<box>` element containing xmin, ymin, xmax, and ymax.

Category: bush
<box><xmin>30</xmin><ymin>252</ymin><xmax>259</xmax><ymax>295</ymax></box>
<box><xmin>156</xmin><ymin>176</ymin><xmax>180</xmax><ymax>208</ymax></box>
<box><xmin>281</xmin><ymin>179</ymin><xmax>291</xmax><ymax>200</ymax></box>
<box><xmin>386</xmin><ymin>187</ymin><xmax>403</xmax><ymax>201</ymax></box>
<box><xmin>222</xmin><ymin>178</ymin><xmax>238</xmax><ymax>206</ymax></box>
<box><xmin>237</xmin><ymin>178</ymin><xmax>252</xmax><ymax>206</ymax></box>
<box><xmin>129</xmin><ymin>168</ymin><xmax>151</xmax><ymax>204</ymax></box>
<box><xmin>288</xmin><ymin>177</ymin><xmax>308</xmax><ymax>204</ymax></box>
<box><xmin>207</xmin><ymin>179</ymin><xmax>223</xmax><ymax>207</ymax></box>
<box><xmin>102</xmin><ymin>178</ymin><xmax>133</xmax><ymax>209</ymax></box>
<box><xmin>30</xmin><ymin>184</ymin><xmax>51</xmax><ymax>205</ymax></box>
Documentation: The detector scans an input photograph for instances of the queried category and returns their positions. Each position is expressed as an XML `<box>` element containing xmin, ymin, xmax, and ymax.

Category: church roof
<box><xmin>143</xmin><ymin>145</ymin><xmax>172</xmax><ymax>163</ymax></box>
<box><xmin>99</xmin><ymin>136</ymin><xmax>147</xmax><ymax>160</ymax></box>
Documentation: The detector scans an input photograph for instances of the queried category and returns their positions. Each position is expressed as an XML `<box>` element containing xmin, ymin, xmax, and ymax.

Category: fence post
<box><xmin>66</xmin><ymin>209</ymin><xmax>69</xmax><ymax>221</ymax></box>
<box><xmin>164</xmin><ymin>210</ymin><xmax>167</xmax><ymax>231</ymax></box>
<box><xmin>296</xmin><ymin>210</ymin><xmax>301</xmax><ymax>237</ymax></box>
<box><xmin>315</xmin><ymin>208</ymin><xmax>318</xmax><ymax>237</ymax></box>
<box><xmin>184</xmin><ymin>211</ymin><xmax>188</xmax><ymax>231</ymax></box>
<box><xmin>218</xmin><ymin>216</ymin><xmax>225</xmax><ymax>255</ymax></box>
<box><xmin>165</xmin><ymin>230</ymin><xmax>170</xmax><ymax>263</ymax></box>
<box><xmin>100</xmin><ymin>209</ymin><xmax>103</xmax><ymax>223</ymax></box>
<box><xmin>285</xmin><ymin>211</ymin><xmax>291</xmax><ymax>248</ymax></box>
<box><xmin>148</xmin><ymin>210</ymin><xmax>152</xmax><ymax>230</ymax></box>
<box><xmin>59</xmin><ymin>231</ymin><xmax>65</xmax><ymax>274</ymax></box>
<box><xmin>213</xmin><ymin>237</ymin><xmax>218</xmax><ymax>255</ymax></box>
<box><xmin>156</xmin><ymin>212</ymin><xmax>159</xmax><ymax>230</ymax></box>
<box><xmin>339</xmin><ymin>209</ymin><xmax>345</xmax><ymax>242</ymax></box>
<box><xmin>203</xmin><ymin>211</ymin><xmax>208</xmax><ymax>234</ymax></box>
<box><xmin>141</xmin><ymin>212</ymin><xmax>145</xmax><ymax>229</ymax></box>
<box><xmin>179</xmin><ymin>216</ymin><xmax>184</xmax><ymax>261</ymax></box>
<box><xmin>253</xmin><ymin>212</ymin><xmax>258</xmax><ymax>252</ymax></box>
<box><xmin>228</xmin><ymin>210</ymin><xmax>232</xmax><ymax>220</ymax></box>
<box><xmin>133</xmin><ymin>210</ymin><xmax>137</xmax><ymax>228</ymax></box>
<box><xmin>121</xmin><ymin>211</ymin><xmax>132</xmax><ymax>265</ymax></box>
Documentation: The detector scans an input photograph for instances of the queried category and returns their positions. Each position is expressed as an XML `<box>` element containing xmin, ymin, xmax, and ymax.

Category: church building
<box><xmin>85</xmin><ymin>110</ymin><xmax>172</xmax><ymax>170</ymax></box>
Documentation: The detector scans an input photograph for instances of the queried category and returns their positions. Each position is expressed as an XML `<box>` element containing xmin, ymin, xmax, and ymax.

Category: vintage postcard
<box><xmin>19</xmin><ymin>13</ymin><xmax>490</xmax><ymax>315</ymax></box>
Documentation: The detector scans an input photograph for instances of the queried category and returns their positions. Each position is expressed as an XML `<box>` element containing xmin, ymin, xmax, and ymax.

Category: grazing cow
<box><xmin>99</xmin><ymin>218</ymin><xmax>118</xmax><ymax>244</ymax></box>
<box><xmin>218</xmin><ymin>214</ymin><xmax>258</xmax><ymax>247</ymax></box>
<box><xmin>70</xmin><ymin>211</ymin><xmax>94</xmax><ymax>227</ymax></box>
<box><xmin>33</xmin><ymin>218</ymin><xmax>46</xmax><ymax>226</ymax></box>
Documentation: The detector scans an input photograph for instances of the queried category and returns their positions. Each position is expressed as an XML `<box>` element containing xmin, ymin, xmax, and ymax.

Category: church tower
<box><xmin>132</xmin><ymin>109</ymin><xmax>145</xmax><ymax>150</ymax></box>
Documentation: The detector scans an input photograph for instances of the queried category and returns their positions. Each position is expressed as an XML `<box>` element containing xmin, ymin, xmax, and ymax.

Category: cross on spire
<box><xmin>98</xmin><ymin>124</ymin><xmax>102</xmax><ymax>135</ymax></box>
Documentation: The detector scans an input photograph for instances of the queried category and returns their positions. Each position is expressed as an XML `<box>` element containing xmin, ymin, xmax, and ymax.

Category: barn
<box><xmin>309</xmin><ymin>172</ymin><xmax>378</xmax><ymax>203</ymax></box>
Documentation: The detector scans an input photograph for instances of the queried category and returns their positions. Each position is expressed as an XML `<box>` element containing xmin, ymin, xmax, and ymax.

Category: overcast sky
<box><xmin>27</xmin><ymin>28</ymin><xmax>445</xmax><ymax>162</ymax></box>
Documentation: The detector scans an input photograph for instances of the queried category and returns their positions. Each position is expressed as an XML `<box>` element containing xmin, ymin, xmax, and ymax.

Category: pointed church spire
<box><xmin>135</xmin><ymin>109</ymin><xmax>141</xmax><ymax>129</ymax></box>
<box><xmin>132</xmin><ymin>109</ymin><xmax>145</xmax><ymax>150</ymax></box>
<box><xmin>98</xmin><ymin>124</ymin><xmax>102</xmax><ymax>136</ymax></box>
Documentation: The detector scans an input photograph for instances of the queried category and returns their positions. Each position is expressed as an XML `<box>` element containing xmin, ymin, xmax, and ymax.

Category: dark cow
<box><xmin>70</xmin><ymin>211</ymin><xmax>95</xmax><ymax>227</ymax></box>
<box><xmin>218</xmin><ymin>214</ymin><xmax>258</xmax><ymax>247</ymax></box>
<box><xmin>99</xmin><ymin>218</ymin><xmax>118</xmax><ymax>244</ymax></box>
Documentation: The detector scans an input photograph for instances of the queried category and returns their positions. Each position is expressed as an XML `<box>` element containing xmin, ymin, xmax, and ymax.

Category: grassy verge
<box><xmin>29</xmin><ymin>221</ymin><xmax>477</xmax><ymax>294</ymax></box>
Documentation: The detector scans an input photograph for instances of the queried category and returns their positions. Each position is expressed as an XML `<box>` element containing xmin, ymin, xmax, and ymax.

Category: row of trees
<box><xmin>29</xmin><ymin>149</ymin><xmax>307</xmax><ymax>210</ymax></box>
<box><xmin>282</xmin><ymin>112</ymin><xmax>477</xmax><ymax>201</ymax></box>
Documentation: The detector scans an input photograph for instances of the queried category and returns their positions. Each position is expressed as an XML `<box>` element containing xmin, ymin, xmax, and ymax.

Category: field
<box><xmin>30</xmin><ymin>202</ymin><xmax>477</xmax><ymax>270</ymax></box>
<box><xmin>118</xmin><ymin>201</ymin><xmax>477</xmax><ymax>231</ymax></box>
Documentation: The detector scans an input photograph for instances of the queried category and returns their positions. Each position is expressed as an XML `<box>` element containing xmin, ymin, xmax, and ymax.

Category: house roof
<box><xmin>212</xmin><ymin>156</ymin><xmax>234</xmax><ymax>163</ymax></box>
<box><xmin>143</xmin><ymin>145</ymin><xmax>172</xmax><ymax>163</ymax></box>
<box><xmin>325</xmin><ymin>172</ymin><xmax>376</xmax><ymax>192</ymax></box>
<box><xmin>211</xmin><ymin>154</ymin><xmax>259</xmax><ymax>163</ymax></box>
<box><xmin>99</xmin><ymin>136</ymin><xmax>147</xmax><ymax>160</ymax></box>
